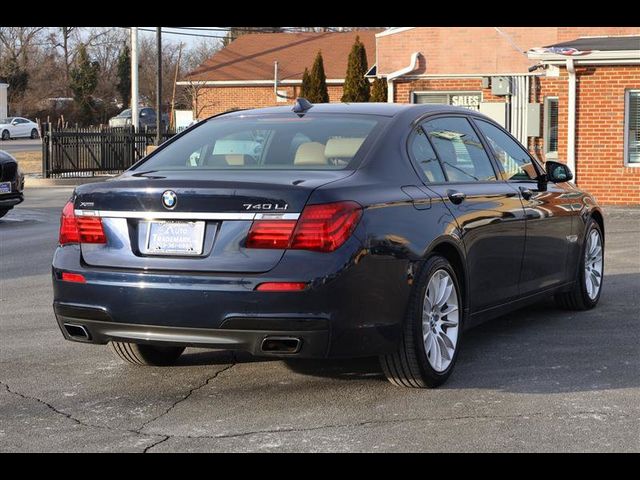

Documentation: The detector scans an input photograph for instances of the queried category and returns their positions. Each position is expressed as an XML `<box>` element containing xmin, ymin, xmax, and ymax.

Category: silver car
<box><xmin>0</xmin><ymin>117</ymin><xmax>40</xmax><ymax>140</ymax></box>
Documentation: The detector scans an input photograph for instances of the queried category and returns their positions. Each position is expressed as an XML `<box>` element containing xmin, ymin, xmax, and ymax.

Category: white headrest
<box><xmin>294</xmin><ymin>142</ymin><xmax>327</xmax><ymax>165</ymax></box>
<box><xmin>324</xmin><ymin>138</ymin><xmax>365</xmax><ymax>159</ymax></box>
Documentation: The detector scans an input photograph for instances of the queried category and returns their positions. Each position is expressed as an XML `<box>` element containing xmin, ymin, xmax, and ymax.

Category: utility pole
<box><xmin>130</xmin><ymin>27</ymin><xmax>139</xmax><ymax>132</ymax></box>
<box><xmin>156</xmin><ymin>27</ymin><xmax>162</xmax><ymax>145</ymax></box>
<box><xmin>170</xmin><ymin>42</ymin><xmax>184</xmax><ymax>131</ymax></box>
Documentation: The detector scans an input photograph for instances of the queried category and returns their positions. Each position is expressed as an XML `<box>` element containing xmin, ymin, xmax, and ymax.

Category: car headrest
<box><xmin>324</xmin><ymin>138</ymin><xmax>365</xmax><ymax>159</ymax></box>
<box><xmin>294</xmin><ymin>142</ymin><xmax>327</xmax><ymax>165</ymax></box>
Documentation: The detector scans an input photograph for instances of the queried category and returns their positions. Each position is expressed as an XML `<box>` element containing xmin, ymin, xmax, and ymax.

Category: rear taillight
<box><xmin>246</xmin><ymin>201</ymin><xmax>362</xmax><ymax>252</ymax></box>
<box><xmin>246</xmin><ymin>220</ymin><xmax>297</xmax><ymax>249</ymax></box>
<box><xmin>59</xmin><ymin>201</ymin><xmax>106</xmax><ymax>245</ymax></box>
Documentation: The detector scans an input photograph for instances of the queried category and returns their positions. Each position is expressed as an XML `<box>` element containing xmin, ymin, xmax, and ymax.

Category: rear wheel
<box><xmin>555</xmin><ymin>218</ymin><xmax>604</xmax><ymax>310</ymax></box>
<box><xmin>30</xmin><ymin>128</ymin><xmax>39</xmax><ymax>139</ymax></box>
<box><xmin>109</xmin><ymin>341</ymin><xmax>185</xmax><ymax>366</ymax></box>
<box><xmin>1</xmin><ymin>130</ymin><xmax>9</xmax><ymax>140</ymax></box>
<box><xmin>380</xmin><ymin>255</ymin><xmax>463</xmax><ymax>388</ymax></box>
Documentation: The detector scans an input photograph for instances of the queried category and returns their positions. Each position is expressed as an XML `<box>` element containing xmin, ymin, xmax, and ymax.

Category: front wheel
<box><xmin>1</xmin><ymin>130</ymin><xmax>9</xmax><ymax>140</ymax></box>
<box><xmin>0</xmin><ymin>208</ymin><xmax>9</xmax><ymax>219</ymax></box>
<box><xmin>380</xmin><ymin>255</ymin><xmax>463</xmax><ymax>388</ymax></box>
<box><xmin>109</xmin><ymin>341</ymin><xmax>185</xmax><ymax>366</ymax></box>
<box><xmin>555</xmin><ymin>218</ymin><xmax>604</xmax><ymax>310</ymax></box>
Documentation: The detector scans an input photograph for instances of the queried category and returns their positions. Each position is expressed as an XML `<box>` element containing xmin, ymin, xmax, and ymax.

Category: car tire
<box><xmin>109</xmin><ymin>341</ymin><xmax>185</xmax><ymax>366</ymax></box>
<box><xmin>1</xmin><ymin>130</ymin><xmax>9</xmax><ymax>141</ymax></box>
<box><xmin>380</xmin><ymin>255</ymin><xmax>464</xmax><ymax>388</ymax></box>
<box><xmin>555</xmin><ymin>218</ymin><xmax>604</xmax><ymax>311</ymax></box>
<box><xmin>30</xmin><ymin>128</ymin><xmax>39</xmax><ymax>139</ymax></box>
<box><xmin>0</xmin><ymin>208</ymin><xmax>9</xmax><ymax>219</ymax></box>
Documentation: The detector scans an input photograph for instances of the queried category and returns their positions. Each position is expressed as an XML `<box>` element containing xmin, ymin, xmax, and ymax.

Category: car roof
<box><xmin>216</xmin><ymin>102</ymin><xmax>488</xmax><ymax>119</ymax></box>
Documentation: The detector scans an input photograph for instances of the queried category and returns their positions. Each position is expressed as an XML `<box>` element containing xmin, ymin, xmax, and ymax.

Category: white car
<box><xmin>0</xmin><ymin>117</ymin><xmax>40</xmax><ymax>140</ymax></box>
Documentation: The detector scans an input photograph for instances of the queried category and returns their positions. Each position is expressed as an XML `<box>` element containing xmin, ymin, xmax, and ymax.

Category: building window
<box><xmin>625</xmin><ymin>90</ymin><xmax>640</xmax><ymax>166</ymax></box>
<box><xmin>413</xmin><ymin>92</ymin><xmax>482</xmax><ymax>111</ymax></box>
<box><xmin>544</xmin><ymin>97</ymin><xmax>559</xmax><ymax>159</ymax></box>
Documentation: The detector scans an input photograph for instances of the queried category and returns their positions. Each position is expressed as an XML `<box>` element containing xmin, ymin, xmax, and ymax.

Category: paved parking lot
<box><xmin>0</xmin><ymin>138</ymin><xmax>42</xmax><ymax>154</ymax></box>
<box><xmin>0</xmin><ymin>187</ymin><xmax>638</xmax><ymax>452</ymax></box>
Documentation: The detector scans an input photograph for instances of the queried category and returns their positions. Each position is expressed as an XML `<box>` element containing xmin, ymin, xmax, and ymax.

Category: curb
<box><xmin>25</xmin><ymin>176</ymin><xmax>114</xmax><ymax>187</ymax></box>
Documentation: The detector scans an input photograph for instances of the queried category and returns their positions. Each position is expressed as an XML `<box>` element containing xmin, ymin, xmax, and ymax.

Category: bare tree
<box><xmin>177</xmin><ymin>80</ymin><xmax>216</xmax><ymax>120</ymax></box>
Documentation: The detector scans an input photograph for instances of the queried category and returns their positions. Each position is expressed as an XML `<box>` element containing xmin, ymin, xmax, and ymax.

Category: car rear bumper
<box><xmin>0</xmin><ymin>193</ymin><xmax>23</xmax><ymax>209</ymax></box>
<box><xmin>54</xmin><ymin>302</ymin><xmax>330</xmax><ymax>358</ymax></box>
<box><xmin>52</xmin><ymin>243</ymin><xmax>412</xmax><ymax>358</ymax></box>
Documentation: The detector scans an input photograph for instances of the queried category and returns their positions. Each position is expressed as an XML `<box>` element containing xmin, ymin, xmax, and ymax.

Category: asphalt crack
<box><xmin>143</xmin><ymin>435</ymin><xmax>170</xmax><ymax>453</ymax></box>
<box><xmin>1</xmin><ymin>380</ymin><xmax>106</xmax><ymax>431</ymax></box>
<box><xmin>0</xmin><ymin>360</ymin><xmax>235</xmax><ymax>453</ymax></box>
<box><xmin>128</xmin><ymin>408</ymin><xmax>631</xmax><ymax>446</ymax></box>
<box><xmin>138</xmin><ymin>362</ymin><xmax>235</xmax><ymax>433</ymax></box>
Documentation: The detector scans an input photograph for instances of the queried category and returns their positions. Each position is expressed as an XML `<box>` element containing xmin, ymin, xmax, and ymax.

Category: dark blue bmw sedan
<box><xmin>52</xmin><ymin>101</ymin><xmax>605</xmax><ymax>388</ymax></box>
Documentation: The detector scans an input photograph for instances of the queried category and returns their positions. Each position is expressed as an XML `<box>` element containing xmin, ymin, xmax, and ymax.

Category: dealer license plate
<box><xmin>0</xmin><ymin>182</ymin><xmax>11</xmax><ymax>194</ymax></box>
<box><xmin>144</xmin><ymin>221</ymin><xmax>206</xmax><ymax>256</ymax></box>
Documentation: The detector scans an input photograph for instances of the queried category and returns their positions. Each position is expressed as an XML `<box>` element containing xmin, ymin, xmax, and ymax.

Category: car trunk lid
<box><xmin>75</xmin><ymin>169</ymin><xmax>350</xmax><ymax>273</ymax></box>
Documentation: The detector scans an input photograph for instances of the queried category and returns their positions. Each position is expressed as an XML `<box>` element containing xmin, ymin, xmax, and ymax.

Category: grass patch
<box><xmin>11</xmin><ymin>151</ymin><xmax>42</xmax><ymax>175</ymax></box>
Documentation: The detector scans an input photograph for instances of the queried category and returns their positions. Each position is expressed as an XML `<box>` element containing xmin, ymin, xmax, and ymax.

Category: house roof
<box><xmin>185</xmin><ymin>31</ymin><xmax>380</xmax><ymax>83</ymax></box>
<box><xmin>544</xmin><ymin>36</ymin><xmax>640</xmax><ymax>51</ymax></box>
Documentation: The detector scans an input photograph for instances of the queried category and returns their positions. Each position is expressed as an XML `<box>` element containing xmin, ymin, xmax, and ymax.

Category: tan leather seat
<box><xmin>225</xmin><ymin>154</ymin><xmax>245</xmax><ymax>166</ymax></box>
<box><xmin>294</xmin><ymin>142</ymin><xmax>327</xmax><ymax>165</ymax></box>
<box><xmin>324</xmin><ymin>138</ymin><xmax>365</xmax><ymax>161</ymax></box>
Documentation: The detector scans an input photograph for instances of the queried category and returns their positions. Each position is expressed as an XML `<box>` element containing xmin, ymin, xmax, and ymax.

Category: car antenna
<box><xmin>292</xmin><ymin>98</ymin><xmax>313</xmax><ymax>116</ymax></box>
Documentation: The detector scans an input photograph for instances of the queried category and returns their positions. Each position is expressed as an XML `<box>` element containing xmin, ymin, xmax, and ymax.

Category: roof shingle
<box><xmin>186</xmin><ymin>30</ymin><xmax>380</xmax><ymax>82</ymax></box>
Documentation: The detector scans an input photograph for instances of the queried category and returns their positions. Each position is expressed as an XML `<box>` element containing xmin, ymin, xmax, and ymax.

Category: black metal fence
<box><xmin>42</xmin><ymin>126</ymin><xmax>178</xmax><ymax>178</ymax></box>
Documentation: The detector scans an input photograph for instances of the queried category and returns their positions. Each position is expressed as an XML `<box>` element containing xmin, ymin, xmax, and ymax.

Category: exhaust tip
<box><xmin>261</xmin><ymin>336</ymin><xmax>302</xmax><ymax>354</ymax></box>
<box><xmin>63</xmin><ymin>323</ymin><xmax>91</xmax><ymax>341</ymax></box>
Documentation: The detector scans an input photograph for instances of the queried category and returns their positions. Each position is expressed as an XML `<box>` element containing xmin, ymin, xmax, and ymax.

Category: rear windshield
<box><xmin>134</xmin><ymin>114</ymin><xmax>384</xmax><ymax>171</ymax></box>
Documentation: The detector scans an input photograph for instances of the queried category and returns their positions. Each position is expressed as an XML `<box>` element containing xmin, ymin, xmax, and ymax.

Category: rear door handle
<box><xmin>447</xmin><ymin>190</ymin><xmax>466</xmax><ymax>205</ymax></box>
<box><xmin>519</xmin><ymin>186</ymin><xmax>534</xmax><ymax>200</ymax></box>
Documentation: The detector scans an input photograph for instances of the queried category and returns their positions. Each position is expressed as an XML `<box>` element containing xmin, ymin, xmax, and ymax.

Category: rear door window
<box><xmin>422</xmin><ymin>117</ymin><xmax>497</xmax><ymax>182</ymax></box>
<box><xmin>408</xmin><ymin>127</ymin><xmax>446</xmax><ymax>183</ymax></box>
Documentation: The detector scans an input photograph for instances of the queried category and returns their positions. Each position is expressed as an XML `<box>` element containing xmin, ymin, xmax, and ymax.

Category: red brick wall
<box><xmin>377</xmin><ymin>27</ymin><xmax>640</xmax><ymax>76</ymax></box>
<box><xmin>539</xmin><ymin>66</ymin><xmax>640</xmax><ymax>206</ymax></box>
<box><xmin>195</xmin><ymin>84</ymin><xmax>345</xmax><ymax>118</ymax></box>
<box><xmin>394</xmin><ymin>70</ymin><xmax>640</xmax><ymax>206</ymax></box>
<box><xmin>393</xmin><ymin>77</ymin><xmax>504</xmax><ymax>104</ymax></box>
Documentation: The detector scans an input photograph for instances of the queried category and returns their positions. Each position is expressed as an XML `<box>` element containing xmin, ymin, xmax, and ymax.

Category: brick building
<box><xmin>374</xmin><ymin>27</ymin><xmax>640</xmax><ymax>205</ymax></box>
<box><xmin>179</xmin><ymin>30</ymin><xmax>379</xmax><ymax>118</ymax></box>
<box><xmin>183</xmin><ymin>27</ymin><xmax>639</xmax><ymax>205</ymax></box>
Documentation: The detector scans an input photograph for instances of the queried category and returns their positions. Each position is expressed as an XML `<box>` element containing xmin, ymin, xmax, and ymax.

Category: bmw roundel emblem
<box><xmin>162</xmin><ymin>190</ymin><xmax>177</xmax><ymax>209</ymax></box>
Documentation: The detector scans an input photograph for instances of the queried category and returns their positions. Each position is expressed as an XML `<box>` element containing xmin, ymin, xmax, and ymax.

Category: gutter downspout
<box><xmin>566</xmin><ymin>58</ymin><xmax>577</xmax><ymax>182</ymax></box>
<box><xmin>385</xmin><ymin>52</ymin><xmax>420</xmax><ymax>103</ymax></box>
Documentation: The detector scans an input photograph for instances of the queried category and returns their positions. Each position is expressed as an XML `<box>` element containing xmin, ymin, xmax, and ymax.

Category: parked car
<box><xmin>0</xmin><ymin>150</ymin><xmax>25</xmax><ymax>218</ymax></box>
<box><xmin>52</xmin><ymin>101</ymin><xmax>604</xmax><ymax>388</ymax></box>
<box><xmin>0</xmin><ymin>117</ymin><xmax>40</xmax><ymax>140</ymax></box>
<box><xmin>108</xmin><ymin>107</ymin><xmax>167</xmax><ymax>130</ymax></box>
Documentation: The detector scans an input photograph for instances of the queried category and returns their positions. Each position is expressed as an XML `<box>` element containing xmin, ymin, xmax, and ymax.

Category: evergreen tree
<box><xmin>69</xmin><ymin>44</ymin><xmax>100</xmax><ymax>124</ymax></box>
<box><xmin>300</xmin><ymin>67</ymin><xmax>311</xmax><ymax>99</ymax></box>
<box><xmin>307</xmin><ymin>51</ymin><xmax>329</xmax><ymax>103</ymax></box>
<box><xmin>116</xmin><ymin>45</ymin><xmax>131</xmax><ymax>109</ymax></box>
<box><xmin>341</xmin><ymin>36</ymin><xmax>370</xmax><ymax>103</ymax></box>
<box><xmin>370</xmin><ymin>77</ymin><xmax>388</xmax><ymax>102</ymax></box>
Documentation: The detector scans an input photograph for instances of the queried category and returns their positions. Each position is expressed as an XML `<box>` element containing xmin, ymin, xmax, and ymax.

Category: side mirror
<box><xmin>11</xmin><ymin>120</ymin><xmax>19</xmax><ymax>125</ymax></box>
<box><xmin>545</xmin><ymin>160</ymin><xmax>573</xmax><ymax>183</ymax></box>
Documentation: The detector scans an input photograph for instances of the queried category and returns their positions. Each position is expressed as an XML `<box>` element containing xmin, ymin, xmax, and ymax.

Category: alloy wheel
<box><xmin>422</xmin><ymin>269</ymin><xmax>460</xmax><ymax>372</ymax></box>
<box><xmin>584</xmin><ymin>229</ymin><xmax>603</xmax><ymax>300</ymax></box>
